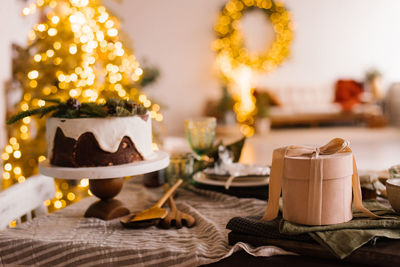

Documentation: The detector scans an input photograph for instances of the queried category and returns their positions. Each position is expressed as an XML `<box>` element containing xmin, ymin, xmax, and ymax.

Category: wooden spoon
<box><xmin>159</xmin><ymin>184</ymin><xmax>196</xmax><ymax>229</ymax></box>
<box><xmin>120</xmin><ymin>179</ymin><xmax>183</xmax><ymax>228</ymax></box>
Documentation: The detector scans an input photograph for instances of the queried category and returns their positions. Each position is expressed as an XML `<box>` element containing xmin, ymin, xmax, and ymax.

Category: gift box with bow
<box><xmin>262</xmin><ymin>138</ymin><xmax>379</xmax><ymax>226</ymax></box>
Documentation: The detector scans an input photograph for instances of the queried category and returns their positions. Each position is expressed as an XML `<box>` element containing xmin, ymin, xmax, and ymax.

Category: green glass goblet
<box><xmin>184</xmin><ymin>117</ymin><xmax>217</xmax><ymax>161</ymax></box>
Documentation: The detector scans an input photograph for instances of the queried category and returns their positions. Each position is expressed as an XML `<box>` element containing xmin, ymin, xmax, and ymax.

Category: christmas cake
<box><xmin>46</xmin><ymin>115</ymin><xmax>152</xmax><ymax>167</ymax></box>
<box><xmin>8</xmin><ymin>98</ymin><xmax>154</xmax><ymax>167</ymax></box>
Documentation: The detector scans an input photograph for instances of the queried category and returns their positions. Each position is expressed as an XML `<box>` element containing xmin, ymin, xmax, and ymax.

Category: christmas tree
<box><xmin>2</xmin><ymin>0</ymin><xmax>162</xmax><ymax>211</ymax></box>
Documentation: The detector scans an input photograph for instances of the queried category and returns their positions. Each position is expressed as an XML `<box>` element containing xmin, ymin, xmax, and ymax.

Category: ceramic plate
<box><xmin>193</xmin><ymin>171</ymin><xmax>269</xmax><ymax>187</ymax></box>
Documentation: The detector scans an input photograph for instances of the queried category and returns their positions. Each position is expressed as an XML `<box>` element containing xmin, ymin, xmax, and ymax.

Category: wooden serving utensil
<box><xmin>158</xmin><ymin>184</ymin><xmax>196</xmax><ymax>229</ymax></box>
<box><xmin>120</xmin><ymin>179</ymin><xmax>183</xmax><ymax>228</ymax></box>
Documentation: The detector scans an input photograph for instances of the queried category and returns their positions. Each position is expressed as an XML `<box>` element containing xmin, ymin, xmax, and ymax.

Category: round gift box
<box><xmin>282</xmin><ymin>152</ymin><xmax>353</xmax><ymax>225</ymax></box>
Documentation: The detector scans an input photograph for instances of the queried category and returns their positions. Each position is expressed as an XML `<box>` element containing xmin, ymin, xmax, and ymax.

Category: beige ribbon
<box><xmin>261</xmin><ymin>138</ymin><xmax>381</xmax><ymax>222</ymax></box>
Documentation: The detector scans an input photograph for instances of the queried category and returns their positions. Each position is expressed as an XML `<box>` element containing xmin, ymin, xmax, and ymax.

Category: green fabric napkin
<box><xmin>279</xmin><ymin>201</ymin><xmax>400</xmax><ymax>259</ymax></box>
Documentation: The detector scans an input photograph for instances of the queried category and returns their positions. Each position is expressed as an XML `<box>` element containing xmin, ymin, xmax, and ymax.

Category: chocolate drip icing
<box><xmin>51</xmin><ymin>127</ymin><xmax>143</xmax><ymax>167</ymax></box>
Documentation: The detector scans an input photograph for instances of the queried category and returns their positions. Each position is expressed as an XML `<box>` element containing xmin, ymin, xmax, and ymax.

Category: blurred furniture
<box><xmin>0</xmin><ymin>174</ymin><xmax>55</xmax><ymax>230</ymax></box>
<box><xmin>266</xmin><ymin>86</ymin><xmax>385</xmax><ymax>128</ymax></box>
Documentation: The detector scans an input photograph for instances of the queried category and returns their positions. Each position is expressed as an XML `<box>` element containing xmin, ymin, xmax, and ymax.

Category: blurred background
<box><xmin>1</xmin><ymin>0</ymin><xmax>400</xmax><ymax>210</ymax></box>
<box><xmin>1</xmin><ymin>0</ymin><xmax>400</xmax><ymax>140</ymax></box>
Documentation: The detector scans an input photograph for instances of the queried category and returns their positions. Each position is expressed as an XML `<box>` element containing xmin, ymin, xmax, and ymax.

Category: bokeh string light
<box><xmin>2</xmin><ymin>0</ymin><xmax>162</xmax><ymax>212</ymax></box>
<box><xmin>213</xmin><ymin>0</ymin><xmax>293</xmax><ymax>136</ymax></box>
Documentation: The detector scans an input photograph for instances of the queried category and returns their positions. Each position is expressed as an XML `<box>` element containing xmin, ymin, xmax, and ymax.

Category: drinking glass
<box><xmin>166</xmin><ymin>153</ymin><xmax>195</xmax><ymax>187</ymax></box>
<box><xmin>184</xmin><ymin>117</ymin><xmax>217</xmax><ymax>161</ymax></box>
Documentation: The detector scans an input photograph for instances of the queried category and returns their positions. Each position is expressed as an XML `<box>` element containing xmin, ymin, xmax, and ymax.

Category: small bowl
<box><xmin>386</xmin><ymin>178</ymin><xmax>400</xmax><ymax>213</ymax></box>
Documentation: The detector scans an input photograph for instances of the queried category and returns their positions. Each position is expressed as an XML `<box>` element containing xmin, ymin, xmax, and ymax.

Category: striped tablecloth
<box><xmin>0</xmin><ymin>180</ymin><xmax>292</xmax><ymax>266</ymax></box>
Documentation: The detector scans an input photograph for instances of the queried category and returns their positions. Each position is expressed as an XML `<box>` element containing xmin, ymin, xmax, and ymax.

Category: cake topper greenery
<box><xmin>7</xmin><ymin>98</ymin><xmax>147</xmax><ymax>124</ymax></box>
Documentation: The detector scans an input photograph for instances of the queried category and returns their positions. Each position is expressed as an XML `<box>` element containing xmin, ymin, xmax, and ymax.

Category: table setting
<box><xmin>2</xmin><ymin>110</ymin><xmax>400</xmax><ymax>266</ymax></box>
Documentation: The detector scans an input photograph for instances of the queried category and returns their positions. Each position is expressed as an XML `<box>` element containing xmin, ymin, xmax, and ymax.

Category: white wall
<box><xmin>106</xmin><ymin>0</ymin><xmax>400</xmax><ymax>134</ymax></box>
<box><xmin>2</xmin><ymin>0</ymin><xmax>400</xmax><ymax>138</ymax></box>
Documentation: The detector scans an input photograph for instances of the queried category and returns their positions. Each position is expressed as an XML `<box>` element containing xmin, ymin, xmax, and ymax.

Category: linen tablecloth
<box><xmin>0</xmin><ymin>179</ymin><xmax>292</xmax><ymax>266</ymax></box>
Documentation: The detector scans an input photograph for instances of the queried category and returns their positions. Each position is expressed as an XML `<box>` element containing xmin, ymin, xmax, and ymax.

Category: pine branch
<box><xmin>42</xmin><ymin>98</ymin><xmax>61</xmax><ymax>104</ymax></box>
<box><xmin>80</xmin><ymin>103</ymin><xmax>107</xmax><ymax>117</ymax></box>
<box><xmin>7</xmin><ymin>105</ymin><xmax>59</xmax><ymax>124</ymax></box>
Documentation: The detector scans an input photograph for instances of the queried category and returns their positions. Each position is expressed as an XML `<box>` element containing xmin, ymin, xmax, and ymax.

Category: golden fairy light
<box><xmin>213</xmin><ymin>0</ymin><xmax>293</xmax><ymax>136</ymax></box>
<box><xmin>3</xmin><ymin>0</ymin><xmax>162</xmax><ymax>211</ymax></box>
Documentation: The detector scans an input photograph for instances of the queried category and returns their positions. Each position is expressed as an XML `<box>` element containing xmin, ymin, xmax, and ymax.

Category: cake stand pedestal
<box><xmin>39</xmin><ymin>151</ymin><xmax>170</xmax><ymax>220</ymax></box>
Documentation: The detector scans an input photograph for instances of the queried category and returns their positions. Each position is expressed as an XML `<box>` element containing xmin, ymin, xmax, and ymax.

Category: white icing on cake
<box><xmin>46</xmin><ymin>113</ymin><xmax>153</xmax><ymax>160</ymax></box>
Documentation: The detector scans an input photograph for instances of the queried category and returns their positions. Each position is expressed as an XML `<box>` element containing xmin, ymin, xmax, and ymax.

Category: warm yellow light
<box><xmin>33</xmin><ymin>54</ymin><xmax>42</xmax><ymax>62</ymax></box>
<box><xmin>69</xmin><ymin>89</ymin><xmax>78</xmax><ymax>97</ymax></box>
<box><xmin>54</xmin><ymin>201</ymin><xmax>62</xmax><ymax>209</ymax></box>
<box><xmin>105</xmin><ymin>20</ymin><xmax>114</xmax><ymax>28</ymax></box>
<box><xmin>23</xmin><ymin>117</ymin><xmax>31</xmax><ymax>124</ymax></box>
<box><xmin>9</xmin><ymin>221</ymin><xmax>17</xmax><ymax>228</ymax></box>
<box><xmin>152</xmin><ymin>104</ymin><xmax>160</xmax><ymax>112</ymax></box>
<box><xmin>48</xmin><ymin>28</ymin><xmax>57</xmax><ymax>36</ymax></box>
<box><xmin>53</xmin><ymin>57</ymin><xmax>62</xmax><ymax>65</ymax></box>
<box><xmin>38</xmin><ymin>155</ymin><xmax>46</xmax><ymax>162</ymax></box>
<box><xmin>18</xmin><ymin>176</ymin><xmax>26</xmax><ymax>183</ymax></box>
<box><xmin>38</xmin><ymin>99</ymin><xmax>46</xmax><ymax>107</ymax></box>
<box><xmin>144</xmin><ymin>100</ymin><xmax>151</xmax><ymax>108</ymax></box>
<box><xmin>67</xmin><ymin>192</ymin><xmax>76</xmax><ymax>201</ymax></box>
<box><xmin>51</xmin><ymin>16</ymin><xmax>60</xmax><ymax>24</ymax></box>
<box><xmin>98</xmin><ymin>12</ymin><xmax>109</xmax><ymax>23</ymax></box>
<box><xmin>49</xmin><ymin>1</ymin><xmax>57</xmax><ymax>8</ymax></box>
<box><xmin>3</xmin><ymin>172</ymin><xmax>10</xmax><ymax>180</ymax></box>
<box><xmin>88</xmin><ymin>189</ymin><xmax>93</xmax><ymax>196</ymax></box>
<box><xmin>155</xmin><ymin>114</ymin><xmax>164</xmax><ymax>122</ymax></box>
<box><xmin>55</xmin><ymin>191</ymin><xmax>63</xmax><ymax>199</ymax></box>
<box><xmin>58</xmin><ymin>74</ymin><xmax>66</xmax><ymax>82</ymax></box>
<box><xmin>4</xmin><ymin>163</ymin><xmax>12</xmax><ymax>171</ymax></box>
<box><xmin>79</xmin><ymin>178</ymin><xmax>89</xmax><ymax>187</ymax></box>
<box><xmin>75</xmin><ymin>67</ymin><xmax>83</xmax><ymax>74</ymax></box>
<box><xmin>138</xmin><ymin>94</ymin><xmax>146</xmax><ymax>103</ymax></box>
<box><xmin>22</xmin><ymin>7</ymin><xmax>30</xmax><ymax>16</ymax></box>
<box><xmin>53</xmin><ymin>41</ymin><xmax>61</xmax><ymax>50</ymax></box>
<box><xmin>118</xmin><ymin>90</ymin><xmax>126</xmax><ymax>97</ymax></box>
<box><xmin>14</xmin><ymin>167</ymin><xmax>22</xmax><ymax>175</ymax></box>
<box><xmin>5</xmin><ymin>145</ymin><xmax>13</xmax><ymax>154</ymax></box>
<box><xmin>20</xmin><ymin>125</ymin><xmax>28</xmax><ymax>133</ymax></box>
<box><xmin>44</xmin><ymin>200</ymin><xmax>51</xmax><ymax>206</ymax></box>
<box><xmin>21</xmin><ymin>103</ymin><xmax>29</xmax><ymax>111</ymax></box>
<box><xmin>24</xmin><ymin>93</ymin><xmax>32</xmax><ymax>101</ymax></box>
<box><xmin>29</xmin><ymin>80</ymin><xmax>38</xmax><ymax>88</ymax></box>
<box><xmin>13</xmin><ymin>151</ymin><xmax>21</xmax><ymax>159</ymax></box>
<box><xmin>116</xmin><ymin>49</ymin><xmax>124</xmax><ymax>56</ymax></box>
<box><xmin>107</xmin><ymin>28</ymin><xmax>118</xmax><ymax>37</ymax></box>
<box><xmin>152</xmin><ymin>143</ymin><xmax>159</xmax><ymax>151</ymax></box>
<box><xmin>21</xmin><ymin>133</ymin><xmax>29</xmax><ymax>140</ymax></box>
<box><xmin>37</xmin><ymin>24</ymin><xmax>46</xmax><ymax>32</ymax></box>
<box><xmin>2</xmin><ymin>153</ymin><xmax>9</xmax><ymax>161</ymax></box>
<box><xmin>28</xmin><ymin>70</ymin><xmax>39</xmax><ymax>79</ymax></box>
<box><xmin>28</xmin><ymin>30</ymin><xmax>36</xmax><ymax>41</ymax></box>
<box><xmin>46</xmin><ymin>49</ymin><xmax>55</xmax><ymax>57</ymax></box>
<box><xmin>134</xmin><ymin>68</ymin><xmax>143</xmax><ymax>76</ymax></box>
<box><xmin>69</xmin><ymin>45</ymin><xmax>77</xmax><ymax>54</ymax></box>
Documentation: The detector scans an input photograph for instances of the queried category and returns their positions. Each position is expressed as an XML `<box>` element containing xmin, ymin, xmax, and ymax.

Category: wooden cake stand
<box><xmin>39</xmin><ymin>151</ymin><xmax>170</xmax><ymax>220</ymax></box>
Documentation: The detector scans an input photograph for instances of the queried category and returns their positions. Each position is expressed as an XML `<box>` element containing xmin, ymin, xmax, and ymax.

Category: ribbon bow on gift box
<box><xmin>262</xmin><ymin>138</ymin><xmax>383</xmax><ymax>224</ymax></box>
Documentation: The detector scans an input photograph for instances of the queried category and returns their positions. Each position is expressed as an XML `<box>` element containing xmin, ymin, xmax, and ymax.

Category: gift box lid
<box><xmin>284</xmin><ymin>152</ymin><xmax>353</xmax><ymax>180</ymax></box>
